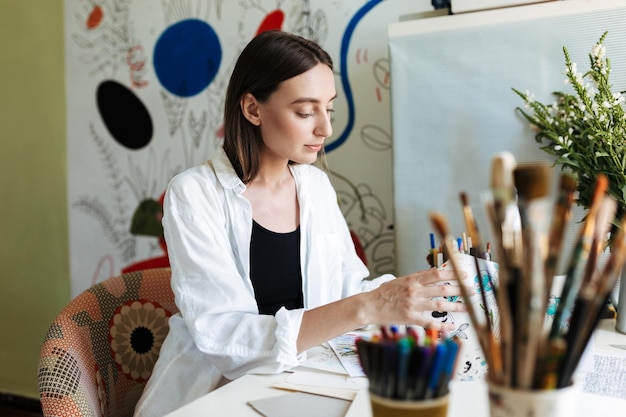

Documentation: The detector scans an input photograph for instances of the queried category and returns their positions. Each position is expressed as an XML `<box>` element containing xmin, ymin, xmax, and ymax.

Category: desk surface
<box><xmin>165</xmin><ymin>319</ymin><xmax>626</xmax><ymax>417</ymax></box>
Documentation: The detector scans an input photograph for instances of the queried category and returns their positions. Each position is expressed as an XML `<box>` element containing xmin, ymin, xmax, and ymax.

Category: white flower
<box><xmin>555</xmin><ymin>136</ymin><xmax>572</xmax><ymax>151</ymax></box>
<box><xmin>592</xmin><ymin>43</ymin><xmax>606</xmax><ymax>60</ymax></box>
<box><xmin>587</xmin><ymin>85</ymin><xmax>597</xmax><ymax>95</ymax></box>
<box><xmin>591</xmin><ymin>101</ymin><xmax>600</xmax><ymax>113</ymax></box>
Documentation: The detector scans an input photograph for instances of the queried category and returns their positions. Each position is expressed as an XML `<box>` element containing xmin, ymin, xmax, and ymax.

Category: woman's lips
<box><xmin>305</xmin><ymin>144</ymin><xmax>323</xmax><ymax>152</ymax></box>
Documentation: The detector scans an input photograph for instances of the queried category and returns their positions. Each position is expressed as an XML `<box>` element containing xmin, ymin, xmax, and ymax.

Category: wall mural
<box><xmin>65</xmin><ymin>0</ymin><xmax>433</xmax><ymax>295</ymax></box>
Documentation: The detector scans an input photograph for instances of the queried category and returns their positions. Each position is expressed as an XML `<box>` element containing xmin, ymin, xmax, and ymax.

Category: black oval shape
<box><xmin>96</xmin><ymin>80</ymin><xmax>153</xmax><ymax>150</ymax></box>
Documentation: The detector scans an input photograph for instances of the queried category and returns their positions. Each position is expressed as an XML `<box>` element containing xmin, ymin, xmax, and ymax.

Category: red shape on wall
<box><xmin>256</xmin><ymin>9</ymin><xmax>285</xmax><ymax>35</ymax></box>
<box><xmin>87</xmin><ymin>5</ymin><xmax>103</xmax><ymax>30</ymax></box>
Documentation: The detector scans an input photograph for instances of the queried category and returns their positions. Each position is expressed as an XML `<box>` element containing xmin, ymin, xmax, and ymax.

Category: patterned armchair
<box><xmin>37</xmin><ymin>268</ymin><xmax>178</xmax><ymax>417</ymax></box>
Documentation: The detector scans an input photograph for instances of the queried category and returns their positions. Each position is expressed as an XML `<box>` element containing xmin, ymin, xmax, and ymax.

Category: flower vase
<box><xmin>617</xmin><ymin>268</ymin><xmax>626</xmax><ymax>334</ymax></box>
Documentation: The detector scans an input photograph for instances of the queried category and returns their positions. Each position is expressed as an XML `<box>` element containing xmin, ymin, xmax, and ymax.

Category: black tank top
<box><xmin>249</xmin><ymin>220</ymin><xmax>304</xmax><ymax>315</ymax></box>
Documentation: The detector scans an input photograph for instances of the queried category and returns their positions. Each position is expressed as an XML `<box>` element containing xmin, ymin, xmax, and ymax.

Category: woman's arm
<box><xmin>296</xmin><ymin>166</ymin><xmax>471</xmax><ymax>352</ymax></box>
<box><xmin>297</xmin><ymin>268</ymin><xmax>468</xmax><ymax>352</ymax></box>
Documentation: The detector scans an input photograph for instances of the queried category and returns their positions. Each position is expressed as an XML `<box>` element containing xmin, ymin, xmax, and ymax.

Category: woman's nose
<box><xmin>315</xmin><ymin>112</ymin><xmax>333</xmax><ymax>138</ymax></box>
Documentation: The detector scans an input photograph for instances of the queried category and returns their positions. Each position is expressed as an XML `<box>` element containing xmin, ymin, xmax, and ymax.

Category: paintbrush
<box><xmin>487</xmin><ymin>152</ymin><xmax>518</xmax><ymax>386</ymax></box>
<box><xmin>512</xmin><ymin>163</ymin><xmax>552</xmax><ymax>389</ymax></box>
<box><xmin>490</xmin><ymin>152</ymin><xmax>518</xmax><ymax>228</ymax></box>
<box><xmin>527</xmin><ymin>173</ymin><xmax>576</xmax><ymax>389</ymax></box>
<box><xmin>459</xmin><ymin>191</ymin><xmax>504</xmax><ymax>381</ymax></box>
<box><xmin>549</xmin><ymin>174</ymin><xmax>608</xmax><ymax>341</ymax></box>
<box><xmin>544</xmin><ymin>173</ymin><xmax>577</xmax><ymax>306</ymax></box>
<box><xmin>558</xmin><ymin>200</ymin><xmax>623</xmax><ymax>387</ymax></box>
<box><xmin>537</xmin><ymin>194</ymin><xmax>615</xmax><ymax>389</ymax></box>
<box><xmin>580</xmin><ymin>195</ymin><xmax>616</xmax><ymax>290</ymax></box>
<box><xmin>483</xmin><ymin>197</ymin><xmax>514</xmax><ymax>383</ymax></box>
<box><xmin>460</xmin><ymin>192</ymin><xmax>493</xmax><ymax>318</ymax></box>
<box><xmin>429</xmin><ymin>212</ymin><xmax>497</xmax><ymax>380</ymax></box>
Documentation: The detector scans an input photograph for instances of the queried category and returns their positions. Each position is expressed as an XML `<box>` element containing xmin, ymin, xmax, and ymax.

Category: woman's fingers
<box><xmin>371</xmin><ymin>267</ymin><xmax>478</xmax><ymax>325</ymax></box>
<box><xmin>413</xmin><ymin>268</ymin><xmax>464</xmax><ymax>285</ymax></box>
<box><xmin>414</xmin><ymin>319</ymin><xmax>456</xmax><ymax>332</ymax></box>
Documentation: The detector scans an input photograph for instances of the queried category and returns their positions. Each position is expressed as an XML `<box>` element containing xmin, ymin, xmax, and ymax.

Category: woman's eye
<box><xmin>297</xmin><ymin>108</ymin><xmax>334</xmax><ymax>118</ymax></box>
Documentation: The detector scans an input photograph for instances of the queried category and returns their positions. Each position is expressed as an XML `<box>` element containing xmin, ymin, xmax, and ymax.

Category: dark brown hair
<box><xmin>223</xmin><ymin>30</ymin><xmax>333</xmax><ymax>183</ymax></box>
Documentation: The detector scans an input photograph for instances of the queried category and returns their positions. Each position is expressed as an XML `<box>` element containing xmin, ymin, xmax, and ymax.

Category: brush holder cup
<box><xmin>487</xmin><ymin>382</ymin><xmax>578</xmax><ymax>417</ymax></box>
<box><xmin>369</xmin><ymin>392</ymin><xmax>449</xmax><ymax>417</ymax></box>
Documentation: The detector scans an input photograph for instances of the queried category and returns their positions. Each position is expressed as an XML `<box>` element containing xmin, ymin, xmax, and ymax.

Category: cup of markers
<box><xmin>356</xmin><ymin>326</ymin><xmax>461</xmax><ymax>417</ymax></box>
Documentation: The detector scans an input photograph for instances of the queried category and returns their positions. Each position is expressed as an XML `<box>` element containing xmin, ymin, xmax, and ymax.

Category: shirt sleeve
<box><xmin>311</xmin><ymin>169</ymin><xmax>396</xmax><ymax>298</ymax></box>
<box><xmin>162</xmin><ymin>171</ymin><xmax>304</xmax><ymax>380</ymax></box>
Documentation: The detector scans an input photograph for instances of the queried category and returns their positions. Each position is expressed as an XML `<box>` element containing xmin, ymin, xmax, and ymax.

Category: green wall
<box><xmin>0</xmin><ymin>0</ymin><xmax>69</xmax><ymax>399</ymax></box>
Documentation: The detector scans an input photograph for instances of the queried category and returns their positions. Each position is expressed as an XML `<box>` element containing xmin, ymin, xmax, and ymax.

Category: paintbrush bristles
<box><xmin>558</xmin><ymin>173</ymin><xmax>578</xmax><ymax>194</ymax></box>
<box><xmin>460</xmin><ymin>191</ymin><xmax>469</xmax><ymax>208</ymax></box>
<box><xmin>513</xmin><ymin>163</ymin><xmax>552</xmax><ymax>200</ymax></box>
<box><xmin>460</xmin><ymin>192</ymin><xmax>480</xmax><ymax>247</ymax></box>
<box><xmin>430</xmin><ymin>212</ymin><xmax>451</xmax><ymax>244</ymax></box>
<box><xmin>435</xmin><ymin>162</ymin><xmax>626</xmax><ymax>389</ymax></box>
<box><xmin>491</xmin><ymin>152</ymin><xmax>517</xmax><ymax>190</ymax></box>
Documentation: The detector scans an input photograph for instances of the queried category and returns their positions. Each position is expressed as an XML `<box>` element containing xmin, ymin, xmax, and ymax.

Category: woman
<box><xmin>134</xmin><ymin>30</ymin><xmax>468</xmax><ymax>417</ymax></box>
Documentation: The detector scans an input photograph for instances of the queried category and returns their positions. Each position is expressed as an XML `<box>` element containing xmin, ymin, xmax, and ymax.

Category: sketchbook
<box><xmin>247</xmin><ymin>391</ymin><xmax>351</xmax><ymax>417</ymax></box>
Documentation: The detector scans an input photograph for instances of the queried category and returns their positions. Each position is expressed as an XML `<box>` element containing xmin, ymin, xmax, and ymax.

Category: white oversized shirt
<box><xmin>134</xmin><ymin>148</ymin><xmax>394</xmax><ymax>417</ymax></box>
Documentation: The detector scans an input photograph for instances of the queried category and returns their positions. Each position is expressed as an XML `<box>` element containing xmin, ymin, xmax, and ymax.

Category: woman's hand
<box><xmin>298</xmin><ymin>269</ymin><xmax>475</xmax><ymax>352</ymax></box>
<box><xmin>364</xmin><ymin>268</ymin><xmax>473</xmax><ymax>331</ymax></box>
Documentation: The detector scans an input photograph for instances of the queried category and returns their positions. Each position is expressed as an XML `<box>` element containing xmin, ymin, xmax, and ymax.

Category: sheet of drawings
<box><xmin>327</xmin><ymin>333</ymin><xmax>366</xmax><ymax>378</ymax></box>
<box><xmin>583</xmin><ymin>352</ymin><xmax>626</xmax><ymax>399</ymax></box>
<box><xmin>425</xmin><ymin>253</ymin><xmax>499</xmax><ymax>381</ymax></box>
<box><xmin>300</xmin><ymin>344</ymin><xmax>350</xmax><ymax>376</ymax></box>
<box><xmin>299</xmin><ymin>333</ymin><xmax>366</xmax><ymax>378</ymax></box>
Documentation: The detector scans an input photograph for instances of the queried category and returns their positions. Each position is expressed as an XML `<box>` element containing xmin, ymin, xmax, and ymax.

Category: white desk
<box><xmin>165</xmin><ymin>319</ymin><xmax>626</xmax><ymax>417</ymax></box>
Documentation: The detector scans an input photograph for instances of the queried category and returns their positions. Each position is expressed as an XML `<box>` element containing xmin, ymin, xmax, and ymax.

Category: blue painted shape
<box><xmin>153</xmin><ymin>19</ymin><xmax>222</xmax><ymax>98</ymax></box>
<box><xmin>326</xmin><ymin>0</ymin><xmax>383</xmax><ymax>153</ymax></box>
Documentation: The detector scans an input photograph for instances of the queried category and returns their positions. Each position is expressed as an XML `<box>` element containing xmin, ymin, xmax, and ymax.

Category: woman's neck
<box><xmin>252</xmin><ymin>155</ymin><xmax>292</xmax><ymax>189</ymax></box>
<box><xmin>244</xmin><ymin>159</ymin><xmax>299</xmax><ymax>233</ymax></box>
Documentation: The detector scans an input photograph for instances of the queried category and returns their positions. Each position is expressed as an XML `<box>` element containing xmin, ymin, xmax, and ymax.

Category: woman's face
<box><xmin>254</xmin><ymin>63</ymin><xmax>336</xmax><ymax>165</ymax></box>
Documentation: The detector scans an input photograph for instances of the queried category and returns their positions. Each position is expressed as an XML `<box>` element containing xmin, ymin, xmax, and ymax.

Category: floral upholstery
<box><xmin>38</xmin><ymin>268</ymin><xmax>177</xmax><ymax>417</ymax></box>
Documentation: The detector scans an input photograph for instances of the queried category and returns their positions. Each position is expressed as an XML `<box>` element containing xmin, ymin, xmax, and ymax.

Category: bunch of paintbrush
<box><xmin>355</xmin><ymin>326</ymin><xmax>461</xmax><ymax>400</ymax></box>
<box><xmin>429</xmin><ymin>153</ymin><xmax>626</xmax><ymax>390</ymax></box>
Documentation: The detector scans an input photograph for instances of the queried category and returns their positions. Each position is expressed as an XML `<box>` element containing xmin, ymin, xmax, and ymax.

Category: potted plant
<box><xmin>512</xmin><ymin>31</ymin><xmax>626</xmax><ymax>333</ymax></box>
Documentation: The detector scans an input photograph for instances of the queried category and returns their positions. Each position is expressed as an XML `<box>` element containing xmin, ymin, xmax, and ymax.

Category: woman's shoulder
<box><xmin>292</xmin><ymin>163</ymin><xmax>332</xmax><ymax>185</ymax></box>
<box><xmin>169</xmin><ymin>147</ymin><xmax>236</xmax><ymax>186</ymax></box>
<box><xmin>168</xmin><ymin>162</ymin><xmax>217</xmax><ymax>190</ymax></box>
<box><xmin>292</xmin><ymin>164</ymin><xmax>338</xmax><ymax>202</ymax></box>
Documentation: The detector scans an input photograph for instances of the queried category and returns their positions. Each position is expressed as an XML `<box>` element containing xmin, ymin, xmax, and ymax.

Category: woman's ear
<box><xmin>240</xmin><ymin>93</ymin><xmax>261</xmax><ymax>126</ymax></box>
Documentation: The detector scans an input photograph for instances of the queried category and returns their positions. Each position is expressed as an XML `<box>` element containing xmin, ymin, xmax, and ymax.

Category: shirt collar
<box><xmin>211</xmin><ymin>146</ymin><xmax>312</xmax><ymax>194</ymax></box>
<box><xmin>212</xmin><ymin>147</ymin><xmax>246</xmax><ymax>194</ymax></box>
